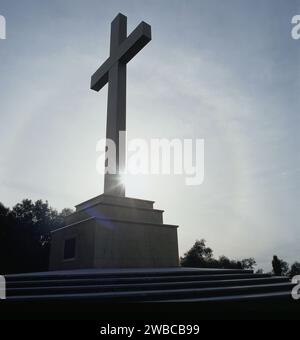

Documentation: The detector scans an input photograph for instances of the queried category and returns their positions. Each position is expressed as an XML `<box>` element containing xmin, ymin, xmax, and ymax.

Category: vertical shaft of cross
<box><xmin>104</xmin><ymin>14</ymin><xmax>127</xmax><ymax>196</ymax></box>
<box><xmin>91</xmin><ymin>13</ymin><xmax>151</xmax><ymax>197</ymax></box>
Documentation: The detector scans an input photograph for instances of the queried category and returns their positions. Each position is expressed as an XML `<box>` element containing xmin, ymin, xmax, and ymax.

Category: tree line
<box><xmin>180</xmin><ymin>239</ymin><xmax>300</xmax><ymax>278</ymax></box>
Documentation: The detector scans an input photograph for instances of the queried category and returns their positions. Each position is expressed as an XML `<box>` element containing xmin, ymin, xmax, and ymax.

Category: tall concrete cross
<box><xmin>91</xmin><ymin>13</ymin><xmax>152</xmax><ymax>196</ymax></box>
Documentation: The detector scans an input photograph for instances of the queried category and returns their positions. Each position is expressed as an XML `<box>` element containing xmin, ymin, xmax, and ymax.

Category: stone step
<box><xmin>76</xmin><ymin>195</ymin><xmax>155</xmax><ymax>211</ymax></box>
<box><xmin>7</xmin><ymin>277</ymin><xmax>289</xmax><ymax>296</ymax></box>
<box><xmin>5</xmin><ymin>268</ymin><xmax>253</xmax><ymax>282</ymax></box>
<box><xmin>65</xmin><ymin>201</ymin><xmax>164</xmax><ymax>225</ymax></box>
<box><xmin>6</xmin><ymin>273</ymin><xmax>272</xmax><ymax>288</ymax></box>
<box><xmin>152</xmin><ymin>290</ymin><xmax>293</xmax><ymax>303</ymax></box>
<box><xmin>7</xmin><ymin>282</ymin><xmax>294</xmax><ymax>303</ymax></box>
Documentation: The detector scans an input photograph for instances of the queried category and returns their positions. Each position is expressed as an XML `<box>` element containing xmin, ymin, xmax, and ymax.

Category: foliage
<box><xmin>289</xmin><ymin>262</ymin><xmax>300</xmax><ymax>278</ymax></box>
<box><xmin>180</xmin><ymin>239</ymin><xmax>257</xmax><ymax>270</ymax></box>
<box><xmin>0</xmin><ymin>199</ymin><xmax>73</xmax><ymax>274</ymax></box>
<box><xmin>272</xmin><ymin>255</ymin><xmax>289</xmax><ymax>276</ymax></box>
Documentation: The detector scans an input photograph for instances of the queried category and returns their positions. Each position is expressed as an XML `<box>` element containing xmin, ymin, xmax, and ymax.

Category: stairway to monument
<box><xmin>4</xmin><ymin>268</ymin><xmax>295</xmax><ymax>303</ymax></box>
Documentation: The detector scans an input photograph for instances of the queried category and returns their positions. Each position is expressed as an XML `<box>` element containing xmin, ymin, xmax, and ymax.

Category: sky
<box><xmin>0</xmin><ymin>0</ymin><xmax>299</xmax><ymax>271</ymax></box>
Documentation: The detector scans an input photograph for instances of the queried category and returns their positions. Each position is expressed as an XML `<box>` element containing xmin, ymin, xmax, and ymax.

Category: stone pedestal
<box><xmin>49</xmin><ymin>195</ymin><xmax>179</xmax><ymax>270</ymax></box>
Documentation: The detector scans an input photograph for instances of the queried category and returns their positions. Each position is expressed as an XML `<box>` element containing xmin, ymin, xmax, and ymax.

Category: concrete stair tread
<box><xmin>5</xmin><ymin>268</ymin><xmax>293</xmax><ymax>304</ymax></box>
<box><xmin>7</xmin><ymin>277</ymin><xmax>289</xmax><ymax>295</ymax></box>
<box><xmin>6</xmin><ymin>273</ymin><xmax>272</xmax><ymax>288</ymax></box>
<box><xmin>6</xmin><ymin>282</ymin><xmax>294</xmax><ymax>302</ymax></box>
<box><xmin>6</xmin><ymin>268</ymin><xmax>254</xmax><ymax>281</ymax></box>
<box><xmin>151</xmin><ymin>291</ymin><xmax>293</xmax><ymax>303</ymax></box>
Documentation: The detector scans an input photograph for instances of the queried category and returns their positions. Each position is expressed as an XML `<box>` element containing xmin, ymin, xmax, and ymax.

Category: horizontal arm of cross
<box><xmin>91</xmin><ymin>21</ymin><xmax>152</xmax><ymax>92</ymax></box>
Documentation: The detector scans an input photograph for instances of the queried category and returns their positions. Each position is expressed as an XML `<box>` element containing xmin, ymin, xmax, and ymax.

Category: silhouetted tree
<box><xmin>180</xmin><ymin>239</ymin><xmax>214</xmax><ymax>268</ymax></box>
<box><xmin>0</xmin><ymin>199</ymin><xmax>73</xmax><ymax>274</ymax></box>
<box><xmin>0</xmin><ymin>203</ymin><xmax>15</xmax><ymax>273</ymax></box>
<box><xmin>181</xmin><ymin>240</ymin><xmax>257</xmax><ymax>270</ymax></box>
<box><xmin>218</xmin><ymin>256</ymin><xmax>242</xmax><ymax>269</ymax></box>
<box><xmin>60</xmin><ymin>208</ymin><xmax>74</xmax><ymax>220</ymax></box>
<box><xmin>289</xmin><ymin>262</ymin><xmax>300</xmax><ymax>278</ymax></box>
<box><xmin>241</xmin><ymin>258</ymin><xmax>257</xmax><ymax>270</ymax></box>
<box><xmin>272</xmin><ymin>255</ymin><xmax>289</xmax><ymax>276</ymax></box>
